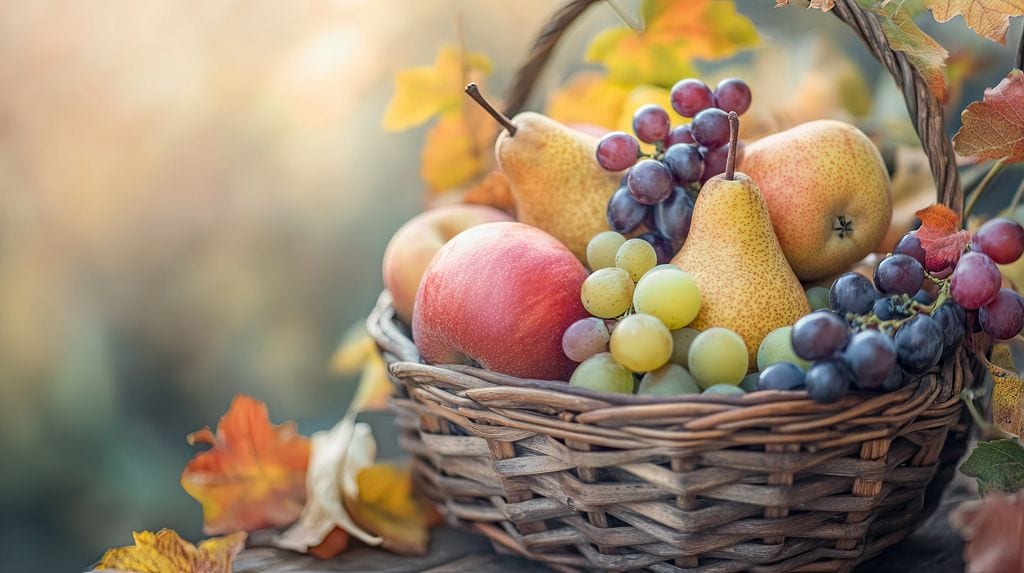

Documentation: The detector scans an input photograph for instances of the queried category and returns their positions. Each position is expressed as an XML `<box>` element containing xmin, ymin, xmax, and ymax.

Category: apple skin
<box><xmin>412</xmin><ymin>222</ymin><xmax>589</xmax><ymax>381</ymax></box>
<box><xmin>383</xmin><ymin>204</ymin><xmax>512</xmax><ymax>324</ymax></box>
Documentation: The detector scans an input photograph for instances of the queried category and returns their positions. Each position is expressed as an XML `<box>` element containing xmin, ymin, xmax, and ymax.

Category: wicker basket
<box><xmin>369</xmin><ymin>1</ymin><xmax>984</xmax><ymax>571</ymax></box>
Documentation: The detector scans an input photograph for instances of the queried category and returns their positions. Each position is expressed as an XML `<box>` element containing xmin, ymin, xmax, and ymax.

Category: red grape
<box><xmin>950</xmin><ymin>251</ymin><xmax>1001</xmax><ymax>309</ymax></box>
<box><xmin>596</xmin><ymin>132</ymin><xmax>639</xmax><ymax>171</ymax></box>
<box><xmin>632</xmin><ymin>104</ymin><xmax>670</xmax><ymax>144</ymax></box>
<box><xmin>894</xmin><ymin>231</ymin><xmax>926</xmax><ymax>267</ymax></box>
<box><xmin>972</xmin><ymin>217</ymin><xmax>1024</xmax><ymax>264</ymax></box>
<box><xmin>714</xmin><ymin>78</ymin><xmax>752</xmax><ymax>115</ymax></box>
<box><xmin>562</xmin><ymin>317</ymin><xmax>610</xmax><ymax>362</ymax></box>
<box><xmin>979</xmin><ymin>288</ymin><xmax>1024</xmax><ymax>340</ymax></box>
<box><xmin>606</xmin><ymin>187</ymin><xmax>646</xmax><ymax>233</ymax></box>
<box><xmin>626</xmin><ymin>159</ymin><xmax>673</xmax><ymax>205</ymax></box>
<box><xmin>792</xmin><ymin>311</ymin><xmax>850</xmax><ymax>361</ymax></box>
<box><xmin>874</xmin><ymin>254</ymin><xmax>924</xmax><ymax>296</ymax></box>
<box><xmin>700</xmin><ymin>141</ymin><xmax>744</xmax><ymax>183</ymax></box>
<box><xmin>662</xmin><ymin>144</ymin><xmax>703</xmax><ymax>185</ymax></box>
<box><xmin>666</xmin><ymin>125</ymin><xmax>696</xmax><ymax>146</ymax></box>
<box><xmin>670</xmin><ymin>79</ymin><xmax>714</xmax><ymax>118</ymax></box>
<box><xmin>691</xmin><ymin>108</ymin><xmax>731</xmax><ymax>148</ymax></box>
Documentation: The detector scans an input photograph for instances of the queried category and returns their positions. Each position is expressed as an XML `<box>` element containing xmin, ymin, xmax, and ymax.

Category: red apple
<box><xmin>412</xmin><ymin>222</ymin><xmax>588</xmax><ymax>381</ymax></box>
<box><xmin>383</xmin><ymin>204</ymin><xmax>512</xmax><ymax>323</ymax></box>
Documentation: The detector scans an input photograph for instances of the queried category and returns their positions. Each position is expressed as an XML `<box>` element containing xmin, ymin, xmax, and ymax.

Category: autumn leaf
<box><xmin>181</xmin><ymin>395</ymin><xmax>310</xmax><ymax>535</ymax></box>
<box><xmin>420</xmin><ymin>104</ymin><xmax>497</xmax><ymax>192</ymax></box>
<box><xmin>381</xmin><ymin>46</ymin><xmax>492</xmax><ymax>132</ymax></box>
<box><xmin>546</xmin><ymin>72</ymin><xmax>630</xmax><ymax>130</ymax></box>
<box><xmin>774</xmin><ymin>0</ymin><xmax>835</xmax><ymax>10</ymax></box>
<box><xmin>951</xmin><ymin>491</ymin><xmax>1024</xmax><ymax>573</ymax></box>
<box><xmin>329</xmin><ymin>322</ymin><xmax>393</xmax><ymax>413</ymax></box>
<box><xmin>343</xmin><ymin>463</ymin><xmax>439</xmax><ymax>555</ymax></box>
<box><xmin>586</xmin><ymin>0</ymin><xmax>757</xmax><ymax>87</ymax></box>
<box><xmin>924</xmin><ymin>0</ymin><xmax>1024</xmax><ymax>44</ymax></box>
<box><xmin>961</xmin><ymin>439</ymin><xmax>1024</xmax><ymax>495</ymax></box>
<box><xmin>859</xmin><ymin>0</ymin><xmax>949</xmax><ymax>101</ymax></box>
<box><xmin>463</xmin><ymin>170</ymin><xmax>516</xmax><ymax>216</ymax></box>
<box><xmin>985</xmin><ymin>344</ymin><xmax>1024</xmax><ymax>437</ymax></box>
<box><xmin>953</xmin><ymin>70</ymin><xmax>1024</xmax><ymax>163</ymax></box>
<box><xmin>91</xmin><ymin>529</ymin><xmax>246</xmax><ymax>573</ymax></box>
<box><xmin>915</xmin><ymin>204</ymin><xmax>971</xmax><ymax>270</ymax></box>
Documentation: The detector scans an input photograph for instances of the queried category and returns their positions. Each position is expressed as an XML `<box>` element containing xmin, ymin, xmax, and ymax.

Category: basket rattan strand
<box><xmin>370</xmin><ymin>1</ymin><xmax>981</xmax><ymax>571</ymax></box>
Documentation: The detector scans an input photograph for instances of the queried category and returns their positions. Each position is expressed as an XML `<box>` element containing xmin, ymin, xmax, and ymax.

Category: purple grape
<box><xmin>691</xmin><ymin>108</ymin><xmax>731</xmax><ymax>148</ymax></box>
<box><xmin>979</xmin><ymin>288</ymin><xmax>1024</xmax><ymax>340</ymax></box>
<box><xmin>757</xmin><ymin>362</ymin><xmax>805</xmax><ymax>391</ymax></box>
<box><xmin>670</xmin><ymin>79</ymin><xmax>714</xmax><ymax>118</ymax></box>
<box><xmin>874</xmin><ymin>254</ymin><xmax>924</xmax><ymax>296</ymax></box>
<box><xmin>872</xmin><ymin>296</ymin><xmax>908</xmax><ymax>321</ymax></box>
<box><xmin>894</xmin><ymin>314</ymin><xmax>943</xmax><ymax>374</ymax></box>
<box><xmin>666</xmin><ymin>125</ymin><xmax>696</xmax><ymax>147</ymax></box>
<box><xmin>700</xmin><ymin>141</ymin><xmax>744</xmax><ymax>184</ymax></box>
<box><xmin>829</xmin><ymin>272</ymin><xmax>877</xmax><ymax>317</ymax></box>
<box><xmin>606</xmin><ymin>187</ymin><xmax>646</xmax><ymax>234</ymax></box>
<box><xmin>950</xmin><ymin>251</ymin><xmax>1001</xmax><ymax>309</ymax></box>
<box><xmin>632</xmin><ymin>104</ymin><xmax>670</xmax><ymax>144</ymax></box>
<box><xmin>805</xmin><ymin>359</ymin><xmax>851</xmax><ymax>404</ymax></box>
<box><xmin>913</xmin><ymin>289</ymin><xmax>934</xmax><ymax>305</ymax></box>
<box><xmin>562</xmin><ymin>317</ymin><xmax>610</xmax><ymax>362</ymax></box>
<box><xmin>596</xmin><ymin>132</ymin><xmax>640</xmax><ymax>171</ymax></box>
<box><xmin>932</xmin><ymin>301</ymin><xmax>965</xmax><ymax>353</ymax></box>
<box><xmin>972</xmin><ymin>217</ymin><xmax>1024</xmax><ymax>264</ymax></box>
<box><xmin>894</xmin><ymin>231</ymin><xmax>927</xmax><ymax>267</ymax></box>
<box><xmin>714</xmin><ymin>78</ymin><xmax>752</xmax><ymax>115</ymax></box>
<box><xmin>881</xmin><ymin>368</ymin><xmax>904</xmax><ymax>391</ymax></box>
<box><xmin>653</xmin><ymin>187</ymin><xmax>694</xmax><ymax>241</ymax></box>
<box><xmin>792</xmin><ymin>311</ymin><xmax>850</xmax><ymax>361</ymax></box>
<box><xmin>844</xmin><ymin>330</ymin><xmax>896</xmax><ymax>390</ymax></box>
<box><xmin>637</xmin><ymin>231</ymin><xmax>675</xmax><ymax>265</ymax></box>
<box><xmin>662</xmin><ymin>144</ymin><xmax>704</xmax><ymax>185</ymax></box>
<box><xmin>627</xmin><ymin>159</ymin><xmax>673</xmax><ymax>205</ymax></box>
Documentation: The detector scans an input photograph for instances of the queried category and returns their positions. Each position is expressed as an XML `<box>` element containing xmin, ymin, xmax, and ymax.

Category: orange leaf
<box><xmin>463</xmin><ymin>170</ymin><xmax>516</xmax><ymax>216</ymax></box>
<box><xmin>925</xmin><ymin>0</ymin><xmax>1024</xmax><ymax>44</ymax></box>
<box><xmin>343</xmin><ymin>463</ymin><xmax>438</xmax><ymax>555</ymax></box>
<box><xmin>420</xmin><ymin>104</ymin><xmax>497</xmax><ymax>192</ymax></box>
<box><xmin>951</xmin><ymin>491</ymin><xmax>1024</xmax><ymax>573</ymax></box>
<box><xmin>915</xmin><ymin>204</ymin><xmax>971</xmax><ymax>271</ymax></box>
<box><xmin>308</xmin><ymin>528</ymin><xmax>350</xmax><ymax>560</ymax></box>
<box><xmin>953</xmin><ymin>70</ymin><xmax>1024</xmax><ymax>163</ymax></box>
<box><xmin>181</xmin><ymin>395</ymin><xmax>310</xmax><ymax>535</ymax></box>
<box><xmin>545</xmin><ymin>72</ymin><xmax>630</xmax><ymax>130</ymax></box>
<box><xmin>91</xmin><ymin>529</ymin><xmax>246</xmax><ymax>573</ymax></box>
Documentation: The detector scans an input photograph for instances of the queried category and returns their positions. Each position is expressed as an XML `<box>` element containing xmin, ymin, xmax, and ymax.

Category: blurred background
<box><xmin>0</xmin><ymin>1</ymin><xmax>1019</xmax><ymax>570</ymax></box>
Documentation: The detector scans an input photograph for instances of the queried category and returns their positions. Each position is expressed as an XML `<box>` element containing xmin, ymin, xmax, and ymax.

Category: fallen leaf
<box><xmin>915</xmin><ymin>204</ymin><xmax>971</xmax><ymax>271</ymax></box>
<box><xmin>960</xmin><ymin>439</ymin><xmax>1024</xmax><ymax>495</ymax></box>
<box><xmin>181</xmin><ymin>395</ymin><xmax>310</xmax><ymax>535</ymax></box>
<box><xmin>986</xmin><ymin>344</ymin><xmax>1024</xmax><ymax>437</ymax></box>
<box><xmin>381</xmin><ymin>46</ymin><xmax>492</xmax><ymax>132</ymax></box>
<box><xmin>329</xmin><ymin>322</ymin><xmax>393</xmax><ymax>413</ymax></box>
<box><xmin>545</xmin><ymin>72</ymin><xmax>630</xmax><ymax>131</ymax></box>
<box><xmin>343</xmin><ymin>463</ymin><xmax>438</xmax><ymax>555</ymax></box>
<box><xmin>274</xmin><ymin>417</ymin><xmax>382</xmax><ymax>558</ymax></box>
<box><xmin>420</xmin><ymin>105</ymin><xmax>497</xmax><ymax>192</ymax></box>
<box><xmin>351</xmin><ymin>351</ymin><xmax>393</xmax><ymax>413</ymax></box>
<box><xmin>309</xmin><ymin>528</ymin><xmax>350</xmax><ymax>560</ymax></box>
<box><xmin>462</xmin><ymin>170</ymin><xmax>516</xmax><ymax>216</ymax></box>
<box><xmin>91</xmin><ymin>529</ymin><xmax>246</xmax><ymax>573</ymax></box>
<box><xmin>951</xmin><ymin>491</ymin><xmax>1024</xmax><ymax>573</ymax></box>
<box><xmin>924</xmin><ymin>0</ymin><xmax>1024</xmax><ymax>44</ymax></box>
<box><xmin>586</xmin><ymin>0</ymin><xmax>757</xmax><ymax>87</ymax></box>
<box><xmin>953</xmin><ymin>70</ymin><xmax>1024</xmax><ymax>163</ymax></box>
<box><xmin>858</xmin><ymin>0</ymin><xmax>949</xmax><ymax>101</ymax></box>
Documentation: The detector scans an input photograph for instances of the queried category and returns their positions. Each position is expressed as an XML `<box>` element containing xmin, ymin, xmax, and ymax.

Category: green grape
<box><xmin>638</xmin><ymin>364</ymin><xmax>700</xmax><ymax>395</ymax></box>
<box><xmin>581</xmin><ymin>268</ymin><xmax>634</xmax><ymax>318</ymax></box>
<box><xmin>615</xmin><ymin>238</ymin><xmax>657</xmax><ymax>282</ymax></box>
<box><xmin>610</xmin><ymin>313</ymin><xmax>673</xmax><ymax>372</ymax></box>
<box><xmin>669</xmin><ymin>327</ymin><xmax>699</xmax><ymax>367</ymax></box>
<box><xmin>805</xmin><ymin>286</ymin><xmax>830</xmax><ymax>311</ymax></box>
<box><xmin>703</xmin><ymin>384</ymin><xmax>746</xmax><ymax>395</ymax></box>
<box><xmin>641</xmin><ymin>264</ymin><xmax>683</xmax><ymax>280</ymax></box>
<box><xmin>569</xmin><ymin>352</ymin><xmax>635</xmax><ymax>394</ymax></box>
<box><xmin>586</xmin><ymin>231</ymin><xmax>626</xmax><ymax>271</ymax></box>
<box><xmin>633</xmin><ymin>268</ymin><xmax>701</xmax><ymax>329</ymax></box>
<box><xmin>688</xmin><ymin>327</ymin><xmax>748</xmax><ymax>389</ymax></box>
<box><xmin>756</xmin><ymin>326</ymin><xmax>810</xmax><ymax>371</ymax></box>
<box><xmin>739</xmin><ymin>373</ymin><xmax>759</xmax><ymax>392</ymax></box>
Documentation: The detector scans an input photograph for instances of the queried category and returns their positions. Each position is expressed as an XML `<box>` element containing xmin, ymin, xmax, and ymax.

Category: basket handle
<box><xmin>503</xmin><ymin>0</ymin><xmax>963</xmax><ymax>212</ymax></box>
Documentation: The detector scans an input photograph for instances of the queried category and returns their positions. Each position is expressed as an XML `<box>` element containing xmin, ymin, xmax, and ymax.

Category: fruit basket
<box><xmin>369</xmin><ymin>0</ymin><xmax>992</xmax><ymax>571</ymax></box>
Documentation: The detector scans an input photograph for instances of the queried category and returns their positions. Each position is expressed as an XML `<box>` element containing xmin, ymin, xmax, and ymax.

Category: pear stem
<box><xmin>465</xmin><ymin>83</ymin><xmax>516</xmax><ymax>136</ymax></box>
<box><xmin>725</xmin><ymin>111</ymin><xmax>739</xmax><ymax>181</ymax></box>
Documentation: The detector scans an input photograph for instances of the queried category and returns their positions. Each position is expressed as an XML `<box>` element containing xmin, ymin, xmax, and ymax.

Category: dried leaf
<box><xmin>343</xmin><ymin>463</ymin><xmax>438</xmax><ymax>556</ymax></box>
<box><xmin>329</xmin><ymin>322</ymin><xmax>393</xmax><ymax>413</ymax></box>
<box><xmin>774</xmin><ymin>0</ymin><xmax>835</xmax><ymax>10</ymax></box>
<box><xmin>420</xmin><ymin>105</ymin><xmax>497</xmax><ymax>192</ymax></box>
<box><xmin>308</xmin><ymin>528</ymin><xmax>350</xmax><ymax>560</ymax></box>
<box><xmin>181</xmin><ymin>396</ymin><xmax>310</xmax><ymax>535</ymax></box>
<box><xmin>987</xmin><ymin>344</ymin><xmax>1024</xmax><ymax>437</ymax></box>
<box><xmin>329</xmin><ymin>322</ymin><xmax>375</xmax><ymax>376</ymax></box>
<box><xmin>585</xmin><ymin>0</ymin><xmax>757</xmax><ymax>87</ymax></box>
<box><xmin>91</xmin><ymin>529</ymin><xmax>246</xmax><ymax>573</ymax></box>
<box><xmin>924</xmin><ymin>0</ymin><xmax>1024</xmax><ymax>44</ymax></box>
<box><xmin>951</xmin><ymin>491</ymin><xmax>1024</xmax><ymax>572</ymax></box>
<box><xmin>381</xmin><ymin>46</ymin><xmax>492</xmax><ymax>132</ymax></box>
<box><xmin>953</xmin><ymin>70</ymin><xmax>1024</xmax><ymax>163</ymax></box>
<box><xmin>545</xmin><ymin>72</ymin><xmax>630</xmax><ymax>130</ymax></box>
<box><xmin>961</xmin><ymin>439</ymin><xmax>1024</xmax><ymax>495</ymax></box>
<box><xmin>462</xmin><ymin>170</ymin><xmax>516</xmax><ymax>216</ymax></box>
<box><xmin>915</xmin><ymin>204</ymin><xmax>971</xmax><ymax>270</ymax></box>
<box><xmin>274</xmin><ymin>417</ymin><xmax>382</xmax><ymax>558</ymax></box>
<box><xmin>858</xmin><ymin>0</ymin><xmax>948</xmax><ymax>101</ymax></box>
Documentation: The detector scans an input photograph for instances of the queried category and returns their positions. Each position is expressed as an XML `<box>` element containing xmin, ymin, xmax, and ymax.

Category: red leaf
<box><xmin>953</xmin><ymin>70</ymin><xmax>1024</xmax><ymax>163</ymax></box>
<box><xmin>915</xmin><ymin>204</ymin><xmax>970</xmax><ymax>271</ymax></box>
<box><xmin>951</xmin><ymin>491</ymin><xmax>1024</xmax><ymax>573</ymax></box>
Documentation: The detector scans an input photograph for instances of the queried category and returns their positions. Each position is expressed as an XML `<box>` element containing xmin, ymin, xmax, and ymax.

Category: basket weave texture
<box><xmin>371</xmin><ymin>1</ymin><xmax>980</xmax><ymax>571</ymax></box>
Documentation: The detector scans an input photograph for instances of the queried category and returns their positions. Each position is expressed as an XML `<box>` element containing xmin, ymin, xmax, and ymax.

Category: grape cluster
<box><xmin>758</xmin><ymin>218</ymin><xmax>1024</xmax><ymax>404</ymax></box>
<box><xmin>596</xmin><ymin>78</ymin><xmax>752</xmax><ymax>263</ymax></box>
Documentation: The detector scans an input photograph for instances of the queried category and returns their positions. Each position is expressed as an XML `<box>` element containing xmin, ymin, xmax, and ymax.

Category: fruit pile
<box><xmin>598</xmin><ymin>78</ymin><xmax>752</xmax><ymax>263</ymax></box>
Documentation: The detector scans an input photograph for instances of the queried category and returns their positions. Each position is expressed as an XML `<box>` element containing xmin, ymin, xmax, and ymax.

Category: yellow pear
<box><xmin>673</xmin><ymin>114</ymin><xmax>810</xmax><ymax>368</ymax></box>
<box><xmin>466</xmin><ymin>84</ymin><xmax>621</xmax><ymax>261</ymax></box>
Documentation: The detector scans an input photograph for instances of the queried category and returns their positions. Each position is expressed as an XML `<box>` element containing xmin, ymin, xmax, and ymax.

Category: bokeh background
<box><xmin>0</xmin><ymin>1</ymin><xmax>1020</xmax><ymax>571</ymax></box>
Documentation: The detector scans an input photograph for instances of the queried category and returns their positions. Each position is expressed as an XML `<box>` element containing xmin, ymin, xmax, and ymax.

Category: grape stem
<box><xmin>465</xmin><ymin>83</ymin><xmax>517</xmax><ymax>136</ymax></box>
<box><xmin>847</xmin><ymin>273</ymin><xmax>951</xmax><ymax>334</ymax></box>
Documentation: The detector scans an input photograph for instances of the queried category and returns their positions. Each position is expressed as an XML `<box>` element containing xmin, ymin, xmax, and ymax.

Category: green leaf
<box><xmin>961</xmin><ymin>439</ymin><xmax>1024</xmax><ymax>495</ymax></box>
<box><xmin>857</xmin><ymin>0</ymin><xmax>948</xmax><ymax>101</ymax></box>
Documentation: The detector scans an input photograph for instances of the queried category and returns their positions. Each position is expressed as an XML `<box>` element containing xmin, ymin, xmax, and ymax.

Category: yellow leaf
<box><xmin>987</xmin><ymin>343</ymin><xmax>1024</xmax><ymax>437</ymax></box>
<box><xmin>343</xmin><ymin>463</ymin><xmax>438</xmax><ymax>556</ymax></box>
<box><xmin>329</xmin><ymin>322</ymin><xmax>375</xmax><ymax>375</ymax></box>
<box><xmin>858</xmin><ymin>0</ymin><xmax>948</xmax><ymax>101</ymax></box>
<box><xmin>328</xmin><ymin>320</ymin><xmax>393</xmax><ymax>413</ymax></box>
<box><xmin>92</xmin><ymin>529</ymin><xmax>246</xmax><ymax>573</ymax></box>
<box><xmin>546</xmin><ymin>72</ymin><xmax>630</xmax><ymax>130</ymax></box>
<box><xmin>381</xmin><ymin>46</ymin><xmax>492</xmax><ymax>132</ymax></box>
<box><xmin>420</xmin><ymin>104</ymin><xmax>497</xmax><ymax>192</ymax></box>
<box><xmin>585</xmin><ymin>0</ymin><xmax>756</xmax><ymax>87</ymax></box>
<box><xmin>351</xmin><ymin>351</ymin><xmax>392</xmax><ymax>412</ymax></box>
<box><xmin>924</xmin><ymin>0</ymin><xmax>1024</xmax><ymax>44</ymax></box>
